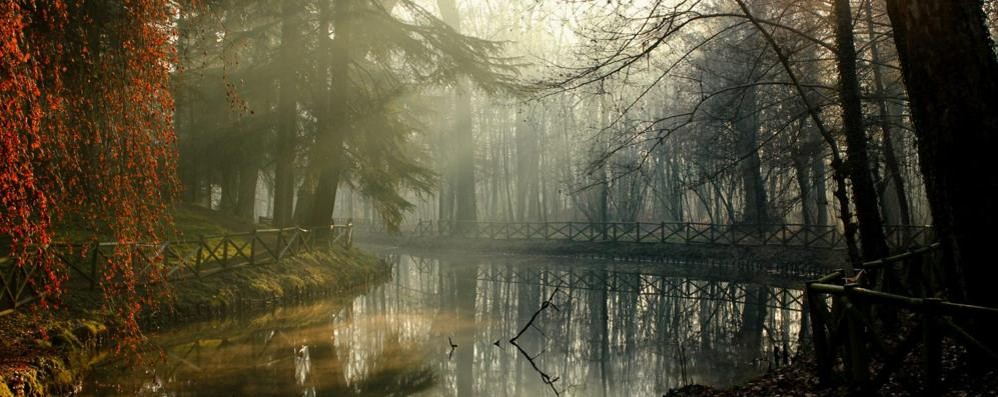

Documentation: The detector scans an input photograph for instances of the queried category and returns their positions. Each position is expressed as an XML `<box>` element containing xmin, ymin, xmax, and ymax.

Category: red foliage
<box><xmin>2</xmin><ymin>0</ymin><xmax>179</xmax><ymax>345</ymax></box>
<box><xmin>1</xmin><ymin>1</ymin><xmax>64</xmax><ymax>296</ymax></box>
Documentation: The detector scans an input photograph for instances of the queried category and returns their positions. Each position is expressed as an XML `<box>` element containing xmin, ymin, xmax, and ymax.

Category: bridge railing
<box><xmin>0</xmin><ymin>224</ymin><xmax>353</xmax><ymax>316</ymax></box>
<box><xmin>805</xmin><ymin>243</ymin><xmax>998</xmax><ymax>394</ymax></box>
<box><xmin>408</xmin><ymin>220</ymin><xmax>933</xmax><ymax>250</ymax></box>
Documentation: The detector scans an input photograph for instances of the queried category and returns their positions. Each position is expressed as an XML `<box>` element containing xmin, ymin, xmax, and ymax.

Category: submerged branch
<box><xmin>509</xmin><ymin>287</ymin><xmax>564</xmax><ymax>396</ymax></box>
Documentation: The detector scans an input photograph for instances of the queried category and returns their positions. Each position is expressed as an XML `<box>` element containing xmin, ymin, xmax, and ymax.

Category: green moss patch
<box><xmin>0</xmin><ymin>317</ymin><xmax>107</xmax><ymax>397</ymax></box>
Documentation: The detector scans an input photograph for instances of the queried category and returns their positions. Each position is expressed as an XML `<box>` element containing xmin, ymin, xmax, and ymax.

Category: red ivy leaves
<box><xmin>2</xmin><ymin>0</ymin><xmax>180</xmax><ymax>348</ymax></box>
<box><xmin>1</xmin><ymin>1</ymin><xmax>60</xmax><ymax>279</ymax></box>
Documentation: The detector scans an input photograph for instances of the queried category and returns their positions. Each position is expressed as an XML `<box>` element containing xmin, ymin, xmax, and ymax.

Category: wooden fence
<box><xmin>805</xmin><ymin>244</ymin><xmax>998</xmax><ymax>394</ymax></box>
<box><xmin>406</xmin><ymin>220</ymin><xmax>934</xmax><ymax>250</ymax></box>
<box><xmin>0</xmin><ymin>224</ymin><xmax>353</xmax><ymax>316</ymax></box>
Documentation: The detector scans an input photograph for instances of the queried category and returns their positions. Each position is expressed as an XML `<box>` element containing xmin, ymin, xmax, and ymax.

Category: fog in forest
<box><xmin>4</xmin><ymin>0</ymin><xmax>998</xmax><ymax>396</ymax></box>
<box><xmin>176</xmin><ymin>0</ymin><xmax>933</xmax><ymax>230</ymax></box>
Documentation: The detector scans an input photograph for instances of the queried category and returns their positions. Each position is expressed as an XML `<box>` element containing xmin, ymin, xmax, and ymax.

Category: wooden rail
<box><xmin>0</xmin><ymin>224</ymin><xmax>353</xmax><ymax>316</ymax></box>
<box><xmin>805</xmin><ymin>244</ymin><xmax>998</xmax><ymax>394</ymax></box>
<box><xmin>403</xmin><ymin>220</ymin><xmax>934</xmax><ymax>250</ymax></box>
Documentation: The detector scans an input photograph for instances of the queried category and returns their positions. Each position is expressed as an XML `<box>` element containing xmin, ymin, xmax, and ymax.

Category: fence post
<box><xmin>250</xmin><ymin>230</ymin><xmax>257</xmax><ymax>265</ymax></box>
<box><xmin>347</xmin><ymin>223</ymin><xmax>354</xmax><ymax>249</ymax></box>
<box><xmin>843</xmin><ymin>283</ymin><xmax>870</xmax><ymax>390</ymax></box>
<box><xmin>294</xmin><ymin>228</ymin><xmax>302</xmax><ymax>254</ymax></box>
<box><xmin>196</xmin><ymin>236</ymin><xmax>205</xmax><ymax>277</ymax></box>
<box><xmin>806</xmin><ymin>282</ymin><xmax>832</xmax><ymax>385</ymax></box>
<box><xmin>345</xmin><ymin>219</ymin><xmax>353</xmax><ymax>248</ymax></box>
<box><xmin>923</xmin><ymin>298</ymin><xmax>942</xmax><ymax>395</ymax></box>
<box><xmin>222</xmin><ymin>235</ymin><xmax>229</xmax><ymax>267</ymax></box>
<box><xmin>277</xmin><ymin>229</ymin><xmax>285</xmax><ymax>262</ymax></box>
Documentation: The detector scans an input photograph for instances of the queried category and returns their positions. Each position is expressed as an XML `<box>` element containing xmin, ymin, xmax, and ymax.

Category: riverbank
<box><xmin>665</xmin><ymin>344</ymin><xmax>998</xmax><ymax>396</ymax></box>
<box><xmin>0</xmin><ymin>206</ymin><xmax>391</xmax><ymax>397</ymax></box>
<box><xmin>0</xmin><ymin>247</ymin><xmax>388</xmax><ymax>397</ymax></box>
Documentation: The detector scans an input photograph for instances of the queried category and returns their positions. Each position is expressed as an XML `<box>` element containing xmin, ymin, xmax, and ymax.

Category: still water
<box><xmin>82</xmin><ymin>252</ymin><xmax>804</xmax><ymax>396</ymax></box>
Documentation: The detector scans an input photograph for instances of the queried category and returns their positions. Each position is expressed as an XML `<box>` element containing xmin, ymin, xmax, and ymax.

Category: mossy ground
<box><xmin>0</xmin><ymin>205</ymin><xmax>389</xmax><ymax>396</ymax></box>
<box><xmin>161</xmin><ymin>247</ymin><xmax>389</xmax><ymax>320</ymax></box>
<box><xmin>0</xmin><ymin>317</ymin><xmax>107</xmax><ymax>397</ymax></box>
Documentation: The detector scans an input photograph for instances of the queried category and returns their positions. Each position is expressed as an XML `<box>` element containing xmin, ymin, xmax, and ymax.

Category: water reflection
<box><xmin>83</xmin><ymin>253</ymin><xmax>803</xmax><ymax>396</ymax></box>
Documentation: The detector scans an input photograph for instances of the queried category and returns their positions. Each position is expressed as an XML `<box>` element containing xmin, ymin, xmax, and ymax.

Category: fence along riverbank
<box><xmin>0</xmin><ymin>224</ymin><xmax>353</xmax><ymax>316</ymax></box>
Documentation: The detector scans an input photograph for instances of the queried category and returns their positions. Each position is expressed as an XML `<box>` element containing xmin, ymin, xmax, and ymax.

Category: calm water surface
<box><xmin>82</xmin><ymin>252</ymin><xmax>804</xmax><ymax>396</ymax></box>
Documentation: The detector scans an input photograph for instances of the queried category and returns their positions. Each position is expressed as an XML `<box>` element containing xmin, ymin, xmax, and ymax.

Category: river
<box><xmin>81</xmin><ymin>250</ymin><xmax>804</xmax><ymax>396</ymax></box>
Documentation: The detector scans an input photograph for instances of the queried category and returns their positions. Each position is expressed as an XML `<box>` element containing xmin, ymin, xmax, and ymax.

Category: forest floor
<box><xmin>0</xmin><ymin>206</ymin><xmax>391</xmax><ymax>397</ymax></box>
<box><xmin>664</xmin><ymin>343</ymin><xmax>998</xmax><ymax>396</ymax></box>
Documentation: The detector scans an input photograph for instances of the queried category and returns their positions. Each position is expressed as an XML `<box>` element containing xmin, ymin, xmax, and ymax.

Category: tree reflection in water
<box><xmin>83</xmin><ymin>253</ymin><xmax>803</xmax><ymax>396</ymax></box>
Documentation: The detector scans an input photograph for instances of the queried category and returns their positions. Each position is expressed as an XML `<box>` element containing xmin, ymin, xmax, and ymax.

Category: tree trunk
<box><xmin>308</xmin><ymin>164</ymin><xmax>343</xmax><ymax>227</ymax></box>
<box><xmin>235</xmin><ymin>163</ymin><xmax>257</xmax><ymax>221</ymax></box>
<box><xmin>514</xmin><ymin>106</ymin><xmax>537</xmax><ymax>221</ymax></box>
<box><xmin>793</xmin><ymin>144</ymin><xmax>813</xmax><ymax>226</ymax></box>
<box><xmin>833</xmin><ymin>0</ymin><xmax>889</xmax><ymax>260</ymax></box>
<box><xmin>437</xmin><ymin>0</ymin><xmax>478</xmax><ymax>227</ymax></box>
<box><xmin>736</xmin><ymin>84</ymin><xmax>768</xmax><ymax>226</ymax></box>
<box><xmin>884</xmin><ymin>0</ymin><xmax>998</xmax><ymax>311</ymax></box>
<box><xmin>219</xmin><ymin>164</ymin><xmax>237</xmax><ymax>214</ymax></box>
<box><xmin>436</xmin><ymin>103</ymin><xmax>456</xmax><ymax>223</ymax></box>
<box><xmin>273</xmin><ymin>0</ymin><xmax>301</xmax><ymax>227</ymax></box>
<box><xmin>799</xmin><ymin>57</ymin><xmax>829</xmax><ymax>226</ymax></box>
<box><xmin>865</xmin><ymin>1</ymin><xmax>912</xmax><ymax>230</ymax></box>
<box><xmin>306</xmin><ymin>0</ymin><xmax>352</xmax><ymax>227</ymax></box>
<box><xmin>528</xmin><ymin>110</ymin><xmax>545</xmax><ymax>221</ymax></box>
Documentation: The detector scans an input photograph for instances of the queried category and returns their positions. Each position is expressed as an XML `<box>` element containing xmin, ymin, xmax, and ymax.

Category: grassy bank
<box><xmin>0</xmin><ymin>206</ymin><xmax>391</xmax><ymax>397</ymax></box>
<box><xmin>164</xmin><ymin>247</ymin><xmax>388</xmax><ymax>320</ymax></box>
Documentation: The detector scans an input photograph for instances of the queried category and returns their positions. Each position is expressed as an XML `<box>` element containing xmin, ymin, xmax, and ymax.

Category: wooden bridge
<box><xmin>381</xmin><ymin>220</ymin><xmax>935</xmax><ymax>250</ymax></box>
<box><xmin>0</xmin><ymin>224</ymin><xmax>353</xmax><ymax>316</ymax></box>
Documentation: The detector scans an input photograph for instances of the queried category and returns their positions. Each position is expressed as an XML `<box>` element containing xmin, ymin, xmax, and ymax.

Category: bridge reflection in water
<box><xmin>83</xmin><ymin>253</ymin><xmax>804</xmax><ymax>397</ymax></box>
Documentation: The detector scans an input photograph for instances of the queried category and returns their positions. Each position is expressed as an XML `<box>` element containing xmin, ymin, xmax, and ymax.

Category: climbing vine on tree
<box><xmin>1</xmin><ymin>0</ymin><xmax>179</xmax><ymax>345</ymax></box>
